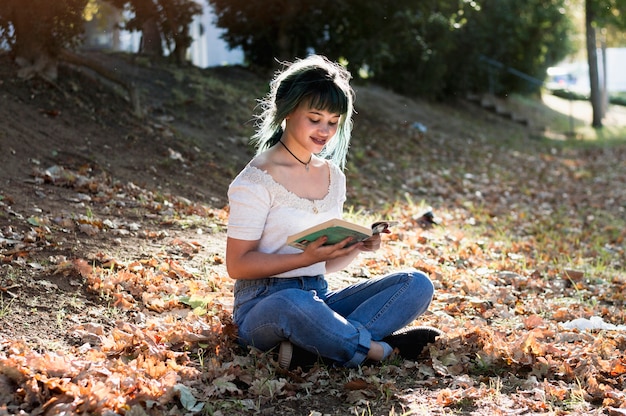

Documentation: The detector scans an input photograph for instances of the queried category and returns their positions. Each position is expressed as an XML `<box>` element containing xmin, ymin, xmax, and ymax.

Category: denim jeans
<box><xmin>233</xmin><ymin>269</ymin><xmax>434</xmax><ymax>367</ymax></box>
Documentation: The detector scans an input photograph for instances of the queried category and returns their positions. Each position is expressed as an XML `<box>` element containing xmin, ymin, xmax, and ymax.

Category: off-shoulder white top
<box><xmin>227</xmin><ymin>161</ymin><xmax>346</xmax><ymax>278</ymax></box>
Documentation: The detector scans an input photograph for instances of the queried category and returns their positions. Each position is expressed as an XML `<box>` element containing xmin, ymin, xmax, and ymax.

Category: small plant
<box><xmin>103</xmin><ymin>302</ymin><xmax>123</xmax><ymax>320</ymax></box>
<box><xmin>563</xmin><ymin>378</ymin><xmax>589</xmax><ymax>412</ymax></box>
<box><xmin>195</xmin><ymin>347</ymin><xmax>206</xmax><ymax>369</ymax></box>
<box><xmin>56</xmin><ymin>308</ymin><xmax>67</xmax><ymax>329</ymax></box>
<box><xmin>0</xmin><ymin>295</ymin><xmax>14</xmax><ymax>318</ymax></box>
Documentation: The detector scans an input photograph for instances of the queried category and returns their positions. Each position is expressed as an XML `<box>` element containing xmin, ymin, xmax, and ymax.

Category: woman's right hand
<box><xmin>302</xmin><ymin>236</ymin><xmax>363</xmax><ymax>264</ymax></box>
<box><xmin>226</xmin><ymin>235</ymin><xmax>362</xmax><ymax>279</ymax></box>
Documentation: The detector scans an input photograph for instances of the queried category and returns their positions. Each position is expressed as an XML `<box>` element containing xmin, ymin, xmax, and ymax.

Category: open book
<box><xmin>287</xmin><ymin>218</ymin><xmax>395</xmax><ymax>250</ymax></box>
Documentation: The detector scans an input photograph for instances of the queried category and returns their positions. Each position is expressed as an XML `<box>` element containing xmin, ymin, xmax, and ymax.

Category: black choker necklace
<box><xmin>279</xmin><ymin>140</ymin><xmax>312</xmax><ymax>171</ymax></box>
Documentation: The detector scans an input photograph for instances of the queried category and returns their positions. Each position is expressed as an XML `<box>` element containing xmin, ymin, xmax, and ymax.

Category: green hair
<box><xmin>250</xmin><ymin>55</ymin><xmax>355</xmax><ymax>170</ymax></box>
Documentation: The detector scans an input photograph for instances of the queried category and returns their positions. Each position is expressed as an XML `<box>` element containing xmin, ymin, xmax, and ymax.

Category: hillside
<box><xmin>0</xmin><ymin>51</ymin><xmax>625</xmax><ymax>415</ymax></box>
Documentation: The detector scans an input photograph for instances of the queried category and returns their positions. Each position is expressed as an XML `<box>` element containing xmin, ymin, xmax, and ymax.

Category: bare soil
<box><xmin>0</xmin><ymin>51</ymin><xmax>261</xmax><ymax>352</ymax></box>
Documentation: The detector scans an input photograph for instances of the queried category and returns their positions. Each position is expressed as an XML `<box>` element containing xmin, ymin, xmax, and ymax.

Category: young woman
<box><xmin>226</xmin><ymin>55</ymin><xmax>440</xmax><ymax>369</ymax></box>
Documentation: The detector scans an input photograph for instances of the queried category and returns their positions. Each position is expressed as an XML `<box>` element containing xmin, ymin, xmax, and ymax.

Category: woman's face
<box><xmin>285</xmin><ymin>101</ymin><xmax>341</xmax><ymax>153</ymax></box>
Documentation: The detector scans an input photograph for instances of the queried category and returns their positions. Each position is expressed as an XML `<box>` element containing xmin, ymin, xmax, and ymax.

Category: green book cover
<box><xmin>287</xmin><ymin>218</ymin><xmax>394</xmax><ymax>250</ymax></box>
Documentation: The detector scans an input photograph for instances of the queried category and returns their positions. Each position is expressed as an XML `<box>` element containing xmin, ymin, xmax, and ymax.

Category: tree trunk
<box><xmin>585</xmin><ymin>0</ymin><xmax>603</xmax><ymax>128</ymax></box>
<box><xmin>276</xmin><ymin>2</ymin><xmax>298</xmax><ymax>62</ymax></box>
<box><xmin>140</xmin><ymin>16</ymin><xmax>163</xmax><ymax>56</ymax></box>
<box><xmin>172</xmin><ymin>36</ymin><xmax>190</xmax><ymax>65</ymax></box>
<box><xmin>11</xmin><ymin>3</ymin><xmax>59</xmax><ymax>81</ymax></box>
<box><xmin>600</xmin><ymin>32</ymin><xmax>608</xmax><ymax>118</ymax></box>
<box><xmin>171</xmin><ymin>23</ymin><xmax>192</xmax><ymax>65</ymax></box>
<box><xmin>111</xmin><ymin>7</ymin><xmax>123</xmax><ymax>51</ymax></box>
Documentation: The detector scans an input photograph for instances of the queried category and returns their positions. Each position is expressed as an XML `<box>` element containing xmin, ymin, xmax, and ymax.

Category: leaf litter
<box><xmin>1</xmin><ymin>55</ymin><xmax>626</xmax><ymax>415</ymax></box>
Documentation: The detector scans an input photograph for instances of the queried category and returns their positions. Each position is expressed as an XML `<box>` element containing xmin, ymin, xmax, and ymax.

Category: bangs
<box><xmin>305</xmin><ymin>80</ymin><xmax>349</xmax><ymax>115</ymax></box>
<box><xmin>253</xmin><ymin>54</ymin><xmax>354</xmax><ymax>169</ymax></box>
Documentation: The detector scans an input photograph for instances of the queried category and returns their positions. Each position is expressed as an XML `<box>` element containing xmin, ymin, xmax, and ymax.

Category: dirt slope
<box><xmin>2</xmin><ymin>51</ymin><xmax>624</xmax><ymax>415</ymax></box>
<box><xmin>0</xmin><ymin>50</ymin><xmax>576</xmax><ymax>351</ymax></box>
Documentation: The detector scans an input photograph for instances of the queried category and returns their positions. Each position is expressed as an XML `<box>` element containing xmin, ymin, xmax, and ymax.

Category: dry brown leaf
<box><xmin>344</xmin><ymin>378</ymin><xmax>373</xmax><ymax>391</ymax></box>
<box><xmin>523</xmin><ymin>314</ymin><xmax>545</xmax><ymax>329</ymax></box>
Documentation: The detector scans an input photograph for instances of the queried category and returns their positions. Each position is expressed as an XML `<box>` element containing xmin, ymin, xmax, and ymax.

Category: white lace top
<box><xmin>227</xmin><ymin>162</ymin><xmax>346</xmax><ymax>278</ymax></box>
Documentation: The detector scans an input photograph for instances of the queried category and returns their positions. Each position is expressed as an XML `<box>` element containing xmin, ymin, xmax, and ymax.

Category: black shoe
<box><xmin>277</xmin><ymin>341</ymin><xmax>332</xmax><ymax>370</ymax></box>
<box><xmin>382</xmin><ymin>326</ymin><xmax>443</xmax><ymax>360</ymax></box>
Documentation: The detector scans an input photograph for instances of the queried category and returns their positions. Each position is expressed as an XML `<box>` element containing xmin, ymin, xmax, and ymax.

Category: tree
<box><xmin>321</xmin><ymin>0</ymin><xmax>572</xmax><ymax>98</ymax></box>
<box><xmin>586</xmin><ymin>0</ymin><xmax>603</xmax><ymax>127</ymax></box>
<box><xmin>103</xmin><ymin>0</ymin><xmax>202</xmax><ymax>63</ymax></box>
<box><xmin>584</xmin><ymin>0</ymin><xmax>626</xmax><ymax>128</ymax></box>
<box><xmin>209</xmin><ymin>0</ymin><xmax>574</xmax><ymax>100</ymax></box>
<box><xmin>315</xmin><ymin>0</ymin><xmax>399</xmax><ymax>77</ymax></box>
<box><xmin>208</xmin><ymin>0</ymin><xmax>473</xmax><ymax>90</ymax></box>
<box><xmin>209</xmin><ymin>0</ymin><xmax>332</xmax><ymax>69</ymax></box>
<box><xmin>83</xmin><ymin>0</ymin><xmax>124</xmax><ymax>50</ymax></box>
<box><xmin>0</xmin><ymin>0</ymin><xmax>88</xmax><ymax>80</ymax></box>
<box><xmin>0</xmin><ymin>0</ymin><xmax>201</xmax><ymax>82</ymax></box>
<box><xmin>449</xmin><ymin>0</ymin><xmax>574</xmax><ymax>96</ymax></box>
<box><xmin>328</xmin><ymin>1</ymin><xmax>470</xmax><ymax>98</ymax></box>
<box><xmin>105</xmin><ymin>0</ymin><xmax>162</xmax><ymax>57</ymax></box>
<box><xmin>159</xmin><ymin>0</ymin><xmax>202</xmax><ymax>64</ymax></box>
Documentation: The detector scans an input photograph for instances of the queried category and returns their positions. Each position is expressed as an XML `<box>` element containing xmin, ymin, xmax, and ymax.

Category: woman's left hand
<box><xmin>360</xmin><ymin>233</ymin><xmax>381</xmax><ymax>252</ymax></box>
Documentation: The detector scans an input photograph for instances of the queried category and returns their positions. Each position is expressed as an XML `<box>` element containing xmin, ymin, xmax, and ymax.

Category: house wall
<box><xmin>188</xmin><ymin>3</ymin><xmax>244</xmax><ymax>68</ymax></box>
<box><xmin>605</xmin><ymin>48</ymin><xmax>626</xmax><ymax>92</ymax></box>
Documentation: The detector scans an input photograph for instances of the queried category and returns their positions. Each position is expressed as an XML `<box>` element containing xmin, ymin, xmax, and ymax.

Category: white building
<box><xmin>188</xmin><ymin>3</ymin><xmax>244</xmax><ymax>67</ymax></box>
<box><xmin>604</xmin><ymin>47</ymin><xmax>626</xmax><ymax>92</ymax></box>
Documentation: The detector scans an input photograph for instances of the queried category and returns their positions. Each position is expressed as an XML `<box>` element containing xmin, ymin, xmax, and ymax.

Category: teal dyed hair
<box><xmin>250</xmin><ymin>55</ymin><xmax>355</xmax><ymax>170</ymax></box>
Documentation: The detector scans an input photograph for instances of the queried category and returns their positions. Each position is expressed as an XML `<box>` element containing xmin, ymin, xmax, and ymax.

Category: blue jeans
<box><xmin>233</xmin><ymin>270</ymin><xmax>434</xmax><ymax>367</ymax></box>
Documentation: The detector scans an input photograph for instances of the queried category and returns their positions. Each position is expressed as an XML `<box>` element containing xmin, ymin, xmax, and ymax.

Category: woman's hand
<box><xmin>302</xmin><ymin>235</ymin><xmax>362</xmax><ymax>262</ymax></box>
<box><xmin>227</xmin><ymin>232</ymin><xmax>382</xmax><ymax>279</ymax></box>
<box><xmin>359</xmin><ymin>233</ymin><xmax>381</xmax><ymax>252</ymax></box>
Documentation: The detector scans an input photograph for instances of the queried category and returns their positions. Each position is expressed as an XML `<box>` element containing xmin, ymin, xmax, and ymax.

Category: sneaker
<box><xmin>278</xmin><ymin>341</ymin><xmax>293</xmax><ymax>369</ymax></box>
<box><xmin>382</xmin><ymin>326</ymin><xmax>443</xmax><ymax>360</ymax></box>
<box><xmin>277</xmin><ymin>341</ymin><xmax>330</xmax><ymax>370</ymax></box>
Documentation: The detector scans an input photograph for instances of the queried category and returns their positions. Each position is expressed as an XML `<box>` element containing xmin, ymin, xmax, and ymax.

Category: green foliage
<box><xmin>588</xmin><ymin>0</ymin><xmax>626</xmax><ymax>30</ymax></box>
<box><xmin>549</xmin><ymin>89</ymin><xmax>626</xmax><ymax>107</ymax></box>
<box><xmin>611</xmin><ymin>92</ymin><xmax>626</xmax><ymax>106</ymax></box>
<box><xmin>0</xmin><ymin>0</ymin><xmax>88</xmax><ymax>55</ymax></box>
<box><xmin>336</xmin><ymin>0</ymin><xmax>574</xmax><ymax>98</ymax></box>
<box><xmin>105</xmin><ymin>0</ymin><xmax>202</xmax><ymax>61</ymax></box>
<box><xmin>209</xmin><ymin>0</ymin><xmax>575</xmax><ymax>99</ymax></box>
<box><xmin>449</xmin><ymin>0</ymin><xmax>575</xmax><ymax>96</ymax></box>
<box><xmin>350</xmin><ymin>2</ymin><xmax>465</xmax><ymax>98</ymax></box>
<box><xmin>209</xmin><ymin>0</ymin><xmax>333</xmax><ymax>68</ymax></box>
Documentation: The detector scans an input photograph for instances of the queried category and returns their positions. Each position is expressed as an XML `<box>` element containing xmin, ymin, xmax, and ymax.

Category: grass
<box><xmin>56</xmin><ymin>308</ymin><xmax>67</xmax><ymax>329</ymax></box>
<box><xmin>420</xmin><ymin>96</ymin><xmax>626</xmax><ymax>289</ymax></box>
<box><xmin>551</xmin><ymin>88</ymin><xmax>626</xmax><ymax>107</ymax></box>
<box><xmin>0</xmin><ymin>295</ymin><xmax>14</xmax><ymax>318</ymax></box>
<box><xmin>513</xmin><ymin>91</ymin><xmax>626</xmax><ymax>142</ymax></box>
